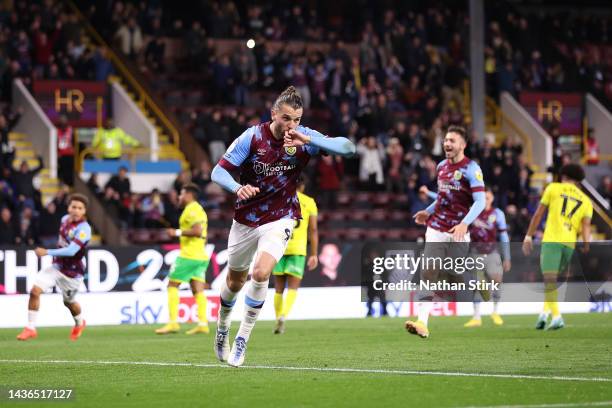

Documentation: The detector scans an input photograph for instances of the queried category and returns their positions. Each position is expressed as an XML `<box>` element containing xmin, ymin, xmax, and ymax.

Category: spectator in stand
<box><xmin>585</xmin><ymin>131</ymin><xmax>600</xmax><ymax>165</ymax></box>
<box><xmin>115</xmin><ymin>17</ymin><xmax>143</xmax><ymax>57</ymax></box>
<box><xmin>56</xmin><ymin>114</ymin><xmax>75</xmax><ymax>185</ymax></box>
<box><xmin>102</xmin><ymin>185</ymin><xmax>121</xmax><ymax>220</ymax></box>
<box><xmin>93</xmin><ymin>46</ymin><xmax>114</xmax><ymax>81</ymax></box>
<box><xmin>173</xmin><ymin>169</ymin><xmax>191</xmax><ymax>195</ymax></box>
<box><xmin>0</xmin><ymin>107</ymin><xmax>22</xmax><ymax>170</ymax></box>
<box><xmin>316</xmin><ymin>155</ymin><xmax>343</xmax><ymax>209</ymax></box>
<box><xmin>141</xmin><ymin>188</ymin><xmax>165</xmax><ymax>228</ymax></box>
<box><xmin>105</xmin><ymin>166</ymin><xmax>131</xmax><ymax>200</ymax></box>
<box><xmin>386</xmin><ymin>137</ymin><xmax>404</xmax><ymax>193</ymax></box>
<box><xmin>191</xmin><ymin>161</ymin><xmax>212</xmax><ymax>195</ymax></box>
<box><xmin>16</xmin><ymin>205</ymin><xmax>38</xmax><ymax>246</ymax></box>
<box><xmin>86</xmin><ymin>173</ymin><xmax>102</xmax><ymax>196</ymax></box>
<box><xmin>163</xmin><ymin>189</ymin><xmax>181</xmax><ymax>227</ymax></box>
<box><xmin>356</xmin><ymin>136</ymin><xmax>385</xmax><ymax>191</ymax></box>
<box><xmin>92</xmin><ymin>118</ymin><xmax>140</xmax><ymax>160</ymax></box>
<box><xmin>0</xmin><ymin>207</ymin><xmax>17</xmax><ymax>244</ymax></box>
<box><xmin>39</xmin><ymin>201</ymin><xmax>62</xmax><ymax>247</ymax></box>
<box><xmin>11</xmin><ymin>157</ymin><xmax>43</xmax><ymax>200</ymax></box>
<box><xmin>598</xmin><ymin>175</ymin><xmax>611</xmax><ymax>206</ymax></box>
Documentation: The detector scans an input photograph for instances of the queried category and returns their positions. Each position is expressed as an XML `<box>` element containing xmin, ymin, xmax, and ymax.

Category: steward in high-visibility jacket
<box><xmin>92</xmin><ymin>118</ymin><xmax>140</xmax><ymax>160</ymax></box>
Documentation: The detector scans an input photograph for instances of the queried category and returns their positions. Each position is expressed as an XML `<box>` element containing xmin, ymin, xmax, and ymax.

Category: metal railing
<box><xmin>67</xmin><ymin>0</ymin><xmax>180</xmax><ymax>149</ymax></box>
<box><xmin>77</xmin><ymin>146</ymin><xmax>183</xmax><ymax>172</ymax></box>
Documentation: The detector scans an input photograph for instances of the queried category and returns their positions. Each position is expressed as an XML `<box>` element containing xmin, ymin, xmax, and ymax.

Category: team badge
<box><xmin>453</xmin><ymin>170</ymin><xmax>463</xmax><ymax>180</ymax></box>
<box><xmin>488</xmin><ymin>214</ymin><xmax>496</xmax><ymax>224</ymax></box>
<box><xmin>79</xmin><ymin>230</ymin><xmax>87</xmax><ymax>240</ymax></box>
<box><xmin>475</xmin><ymin>170</ymin><xmax>484</xmax><ymax>182</ymax></box>
<box><xmin>68</xmin><ymin>230</ymin><xmax>75</xmax><ymax>239</ymax></box>
<box><xmin>284</xmin><ymin>146</ymin><xmax>297</xmax><ymax>156</ymax></box>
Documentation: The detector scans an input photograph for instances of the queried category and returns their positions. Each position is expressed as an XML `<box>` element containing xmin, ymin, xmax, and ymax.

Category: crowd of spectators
<box><xmin>484</xmin><ymin>8</ymin><xmax>610</xmax><ymax>106</ymax></box>
<box><xmin>85</xmin><ymin>163</ymin><xmax>215</xmax><ymax>230</ymax></box>
<box><xmin>0</xmin><ymin>158</ymin><xmax>70</xmax><ymax>246</ymax></box>
<box><xmin>0</xmin><ymin>0</ymin><xmax>114</xmax><ymax>104</ymax></box>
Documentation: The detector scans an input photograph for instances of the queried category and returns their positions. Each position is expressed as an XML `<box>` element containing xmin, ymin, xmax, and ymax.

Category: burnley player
<box><xmin>17</xmin><ymin>194</ymin><xmax>91</xmax><ymax>341</ymax></box>
<box><xmin>464</xmin><ymin>187</ymin><xmax>511</xmax><ymax>327</ymax></box>
<box><xmin>211</xmin><ymin>86</ymin><xmax>355</xmax><ymax>366</ymax></box>
<box><xmin>419</xmin><ymin>186</ymin><xmax>511</xmax><ymax>327</ymax></box>
<box><xmin>406</xmin><ymin>125</ymin><xmax>486</xmax><ymax>338</ymax></box>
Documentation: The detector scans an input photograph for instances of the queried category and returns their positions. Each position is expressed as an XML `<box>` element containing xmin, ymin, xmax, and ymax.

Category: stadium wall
<box><xmin>586</xmin><ymin>93</ymin><xmax>612</xmax><ymax>155</ymax></box>
<box><xmin>110</xmin><ymin>80</ymin><xmax>158</xmax><ymax>160</ymax></box>
<box><xmin>12</xmin><ymin>79</ymin><xmax>57</xmax><ymax>178</ymax></box>
<box><xmin>501</xmin><ymin>92</ymin><xmax>552</xmax><ymax>171</ymax></box>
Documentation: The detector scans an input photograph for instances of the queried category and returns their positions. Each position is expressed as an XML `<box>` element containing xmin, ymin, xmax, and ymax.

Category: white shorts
<box><xmin>472</xmin><ymin>250</ymin><xmax>503</xmax><ymax>280</ymax></box>
<box><xmin>425</xmin><ymin>227</ymin><xmax>471</xmax><ymax>243</ymax></box>
<box><xmin>34</xmin><ymin>266</ymin><xmax>83</xmax><ymax>303</ymax></box>
<box><xmin>227</xmin><ymin>218</ymin><xmax>295</xmax><ymax>272</ymax></box>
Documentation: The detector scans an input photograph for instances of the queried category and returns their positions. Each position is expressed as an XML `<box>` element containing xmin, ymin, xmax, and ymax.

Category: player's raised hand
<box><xmin>503</xmin><ymin>259</ymin><xmax>511</xmax><ymax>272</ymax></box>
<box><xmin>34</xmin><ymin>247</ymin><xmax>48</xmax><ymax>257</ymax></box>
<box><xmin>449</xmin><ymin>223</ymin><xmax>468</xmax><ymax>241</ymax></box>
<box><xmin>237</xmin><ymin>184</ymin><xmax>260</xmax><ymax>200</ymax></box>
<box><xmin>307</xmin><ymin>255</ymin><xmax>318</xmax><ymax>271</ymax></box>
<box><xmin>419</xmin><ymin>185</ymin><xmax>430</xmax><ymax>196</ymax></box>
<box><xmin>413</xmin><ymin>210</ymin><xmax>430</xmax><ymax>225</ymax></box>
<box><xmin>284</xmin><ymin>129</ymin><xmax>310</xmax><ymax>147</ymax></box>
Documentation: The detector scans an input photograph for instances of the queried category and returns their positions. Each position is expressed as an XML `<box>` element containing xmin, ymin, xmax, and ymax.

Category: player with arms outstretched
<box><xmin>273</xmin><ymin>177</ymin><xmax>318</xmax><ymax>334</ymax></box>
<box><xmin>17</xmin><ymin>194</ymin><xmax>91</xmax><ymax>341</ymax></box>
<box><xmin>211</xmin><ymin>86</ymin><xmax>355</xmax><ymax>366</ymax></box>
<box><xmin>406</xmin><ymin>125</ymin><xmax>486</xmax><ymax>338</ymax></box>
<box><xmin>522</xmin><ymin>164</ymin><xmax>592</xmax><ymax>330</ymax></box>
<box><xmin>156</xmin><ymin>183</ymin><xmax>210</xmax><ymax>335</ymax></box>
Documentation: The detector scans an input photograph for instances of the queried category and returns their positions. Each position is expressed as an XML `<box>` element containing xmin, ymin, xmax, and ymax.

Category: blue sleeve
<box><xmin>47</xmin><ymin>241</ymin><xmax>81</xmax><ymax>257</ymax></box>
<box><xmin>74</xmin><ymin>223</ymin><xmax>92</xmax><ymax>245</ymax></box>
<box><xmin>221</xmin><ymin>127</ymin><xmax>254</xmax><ymax>167</ymax></box>
<box><xmin>425</xmin><ymin>199</ymin><xmax>437</xmax><ymax>215</ymax></box>
<box><xmin>461</xmin><ymin>191</ymin><xmax>486</xmax><ymax>225</ymax></box>
<box><xmin>299</xmin><ymin>126</ymin><xmax>356</xmax><ymax>157</ymax></box>
<box><xmin>426</xmin><ymin>191</ymin><xmax>438</xmax><ymax>200</ymax></box>
<box><xmin>495</xmin><ymin>208</ymin><xmax>511</xmax><ymax>261</ymax></box>
<box><xmin>466</xmin><ymin>161</ymin><xmax>485</xmax><ymax>190</ymax></box>
<box><xmin>211</xmin><ymin>164</ymin><xmax>241</xmax><ymax>193</ymax></box>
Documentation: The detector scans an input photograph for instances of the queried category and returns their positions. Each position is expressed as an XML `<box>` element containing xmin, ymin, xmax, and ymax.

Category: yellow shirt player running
<box><xmin>156</xmin><ymin>183</ymin><xmax>210</xmax><ymax>335</ymax></box>
<box><xmin>272</xmin><ymin>179</ymin><xmax>318</xmax><ymax>334</ymax></box>
<box><xmin>523</xmin><ymin>164</ymin><xmax>592</xmax><ymax>331</ymax></box>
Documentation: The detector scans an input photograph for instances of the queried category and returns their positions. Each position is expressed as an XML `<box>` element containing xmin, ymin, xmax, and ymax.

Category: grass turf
<box><xmin>0</xmin><ymin>313</ymin><xmax>611</xmax><ymax>407</ymax></box>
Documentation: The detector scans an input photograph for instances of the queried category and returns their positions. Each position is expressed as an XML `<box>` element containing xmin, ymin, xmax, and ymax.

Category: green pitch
<box><xmin>1</xmin><ymin>314</ymin><xmax>611</xmax><ymax>407</ymax></box>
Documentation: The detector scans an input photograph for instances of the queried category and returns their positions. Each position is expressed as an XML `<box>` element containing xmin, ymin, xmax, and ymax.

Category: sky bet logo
<box><xmin>120</xmin><ymin>296</ymin><xmax>220</xmax><ymax>324</ymax></box>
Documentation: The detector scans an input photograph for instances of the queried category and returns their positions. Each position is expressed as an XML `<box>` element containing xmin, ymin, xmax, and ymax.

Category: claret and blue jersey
<box><xmin>51</xmin><ymin>215</ymin><xmax>92</xmax><ymax>278</ymax></box>
<box><xmin>428</xmin><ymin>157</ymin><xmax>485</xmax><ymax>232</ymax></box>
<box><xmin>218</xmin><ymin>122</ymin><xmax>323</xmax><ymax>227</ymax></box>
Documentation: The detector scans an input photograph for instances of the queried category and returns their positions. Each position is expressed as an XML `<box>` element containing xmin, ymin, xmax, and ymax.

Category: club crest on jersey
<box><xmin>488</xmin><ymin>214</ymin><xmax>496</xmax><ymax>224</ymax></box>
<box><xmin>453</xmin><ymin>170</ymin><xmax>463</xmax><ymax>180</ymax></box>
<box><xmin>475</xmin><ymin>170</ymin><xmax>483</xmax><ymax>181</ymax></box>
<box><xmin>284</xmin><ymin>146</ymin><xmax>297</xmax><ymax>156</ymax></box>
<box><xmin>257</xmin><ymin>148</ymin><xmax>266</xmax><ymax>156</ymax></box>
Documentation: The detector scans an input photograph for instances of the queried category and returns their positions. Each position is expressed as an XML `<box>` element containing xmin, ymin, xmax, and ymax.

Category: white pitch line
<box><xmin>459</xmin><ymin>401</ymin><xmax>612</xmax><ymax>408</ymax></box>
<box><xmin>0</xmin><ymin>359</ymin><xmax>610</xmax><ymax>383</ymax></box>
